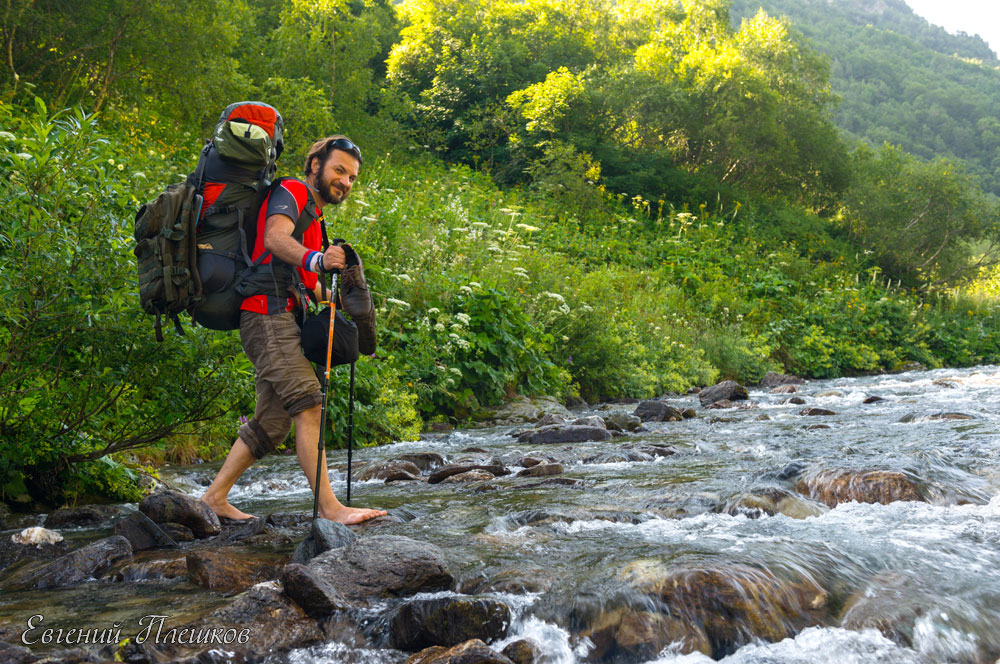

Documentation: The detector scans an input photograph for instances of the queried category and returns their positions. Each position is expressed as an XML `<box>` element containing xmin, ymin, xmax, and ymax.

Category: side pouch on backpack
<box><xmin>299</xmin><ymin>307</ymin><xmax>359</xmax><ymax>367</ymax></box>
<box><xmin>134</xmin><ymin>182</ymin><xmax>203</xmax><ymax>341</ymax></box>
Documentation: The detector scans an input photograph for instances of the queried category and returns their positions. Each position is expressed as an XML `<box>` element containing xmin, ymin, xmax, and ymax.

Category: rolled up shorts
<box><xmin>237</xmin><ymin>310</ymin><xmax>323</xmax><ymax>459</ymax></box>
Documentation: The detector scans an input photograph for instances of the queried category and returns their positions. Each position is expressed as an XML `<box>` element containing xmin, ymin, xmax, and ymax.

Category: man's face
<box><xmin>313</xmin><ymin>149</ymin><xmax>360</xmax><ymax>206</ymax></box>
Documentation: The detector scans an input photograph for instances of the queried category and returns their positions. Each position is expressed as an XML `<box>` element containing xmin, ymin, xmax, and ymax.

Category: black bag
<box><xmin>299</xmin><ymin>307</ymin><xmax>359</xmax><ymax>367</ymax></box>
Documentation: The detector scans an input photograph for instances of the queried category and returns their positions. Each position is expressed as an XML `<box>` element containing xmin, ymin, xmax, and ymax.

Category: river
<box><xmin>4</xmin><ymin>366</ymin><xmax>1000</xmax><ymax>663</ymax></box>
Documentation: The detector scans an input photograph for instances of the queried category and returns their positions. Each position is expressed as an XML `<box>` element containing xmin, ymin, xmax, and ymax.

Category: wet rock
<box><xmin>0</xmin><ymin>640</ymin><xmax>34</xmax><ymax>664</ymax></box>
<box><xmin>724</xmin><ymin>488</ymin><xmax>826</xmax><ymax>519</ymax></box>
<box><xmin>429</xmin><ymin>464</ymin><xmax>509</xmax><ymax>484</ymax></box>
<box><xmin>633</xmin><ymin>400</ymin><xmax>684</xmax><ymax>422</ymax></box>
<box><xmin>839</xmin><ymin>572</ymin><xmax>920</xmax><ymax>647</ymax></box>
<box><xmin>681</xmin><ymin>408</ymin><xmax>697</xmax><ymax>419</ymax></box>
<box><xmin>525</xmin><ymin>425</ymin><xmax>611</xmax><ymax>445</ymax></box>
<box><xmin>502</xmin><ymin>639</ymin><xmax>541</xmax><ymax>664</ymax></box>
<box><xmin>535</xmin><ymin>413</ymin><xmax>566</xmax><ymax>427</ymax></box>
<box><xmin>266</xmin><ymin>512</ymin><xmax>312</xmax><ymax>529</ymax></box>
<box><xmin>581</xmin><ymin>606</ymin><xmax>711</xmax><ymax>661</ymax></box>
<box><xmin>759</xmin><ymin>372</ymin><xmax>805</xmax><ymax>388</ymax></box>
<box><xmin>699</xmin><ymin>381</ymin><xmax>749</xmax><ymax>407</ymax></box>
<box><xmin>113</xmin><ymin>511</ymin><xmax>177</xmax><ymax>551</ymax></box>
<box><xmin>390</xmin><ymin>596</ymin><xmax>510</xmax><ymax>651</ymax></box>
<box><xmin>186</xmin><ymin>549</ymin><xmax>281</xmax><ymax>594</ymax></box>
<box><xmin>572</xmin><ymin>415</ymin><xmax>606</xmax><ymax>429</ymax></box>
<box><xmin>516</xmin><ymin>463</ymin><xmax>563</xmax><ymax>478</ymax></box>
<box><xmin>139</xmin><ymin>490</ymin><xmax>220</xmax><ymax>539</ymax></box>
<box><xmin>107</xmin><ymin>552</ymin><xmax>188</xmax><ymax>581</ymax></box>
<box><xmin>161</xmin><ymin>523</ymin><xmax>195</xmax><ymax>541</ymax></box>
<box><xmin>863</xmin><ymin>395</ymin><xmax>887</xmax><ymax>404</ymax></box>
<box><xmin>281</xmin><ymin>563</ymin><xmax>349</xmax><ymax>617</ymax></box>
<box><xmin>755</xmin><ymin>414</ymin><xmax>772</xmax><ymax>421</ymax></box>
<box><xmin>894</xmin><ymin>361</ymin><xmax>926</xmax><ymax>373</ymax></box>
<box><xmin>637</xmin><ymin>443</ymin><xmax>676</xmax><ymax>458</ymax></box>
<box><xmin>473</xmin><ymin>567</ymin><xmax>555</xmax><ymax>594</ymax></box>
<box><xmin>305</xmin><ymin>535</ymin><xmax>453</xmax><ymax>605</ymax></box>
<box><xmin>769</xmin><ymin>384</ymin><xmax>798</xmax><ymax>394</ymax></box>
<box><xmin>396</xmin><ymin>452</ymin><xmax>446</xmax><ymax>471</ymax></box>
<box><xmin>462</xmin><ymin>447</ymin><xmax>489</xmax><ymax>454</ymax></box>
<box><xmin>927</xmin><ymin>412</ymin><xmax>976</xmax><ymax>421</ymax></box>
<box><xmin>517</xmin><ymin>477</ymin><xmax>587</xmax><ymax>490</ymax></box>
<box><xmin>783</xmin><ymin>396</ymin><xmax>806</xmax><ymax>405</ymax></box>
<box><xmin>218</xmin><ymin>515</ymin><xmax>291</xmax><ymax>547</ymax></box>
<box><xmin>932</xmin><ymin>378</ymin><xmax>959</xmax><ymax>389</ymax></box>
<box><xmin>2</xmin><ymin>535</ymin><xmax>132</xmax><ymax>590</ymax></box>
<box><xmin>795</xmin><ymin>470</ymin><xmax>925</xmax><ymax>507</ymax></box>
<box><xmin>814</xmin><ymin>390</ymin><xmax>843</xmax><ymax>398</ymax></box>
<box><xmin>44</xmin><ymin>505</ymin><xmax>122</xmax><ymax>529</ymax></box>
<box><xmin>604</xmin><ymin>411</ymin><xmax>642</xmax><ymax>432</ymax></box>
<box><xmin>359</xmin><ymin>460</ymin><xmax>423</xmax><ymax>481</ymax></box>
<box><xmin>405</xmin><ymin>639</ymin><xmax>514</xmax><ymax>664</ymax></box>
<box><xmin>583</xmin><ymin>450</ymin><xmax>652</xmax><ymax>464</ymax></box>
<box><xmin>516</xmin><ymin>456</ymin><xmax>544</xmax><ymax>468</ymax></box>
<box><xmin>443</xmin><ymin>470</ymin><xmax>496</xmax><ymax>483</ymax></box>
<box><xmin>292</xmin><ymin>519</ymin><xmax>358</xmax><ymax>564</ymax></box>
<box><xmin>487</xmin><ymin>395</ymin><xmax>570</xmax><ymax>425</ymax></box>
<box><xmin>801</xmin><ymin>407</ymin><xmax>836</xmax><ymax>416</ymax></box>
<box><xmin>806</xmin><ymin>424</ymin><xmax>832</xmax><ymax>430</ymax></box>
<box><xmin>707</xmin><ymin>399</ymin><xmax>736</xmax><ymax>409</ymax></box>
<box><xmin>775</xmin><ymin>461</ymin><xmax>806</xmax><ymax>481</ymax></box>
<box><xmin>621</xmin><ymin>562</ymin><xmax>828</xmax><ymax>658</ymax></box>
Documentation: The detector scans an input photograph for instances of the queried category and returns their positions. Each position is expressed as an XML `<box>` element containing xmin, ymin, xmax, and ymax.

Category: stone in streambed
<box><xmin>139</xmin><ymin>490</ymin><xmax>220</xmax><ymax>538</ymax></box>
<box><xmin>395</xmin><ymin>452</ymin><xmax>446</xmax><ymax>471</ymax></box>
<box><xmin>724</xmin><ymin>488</ymin><xmax>826</xmax><ymax>519</ymax></box>
<box><xmin>281</xmin><ymin>563</ymin><xmax>349</xmax><ymax>617</ymax></box>
<box><xmin>525</xmin><ymin>425</ymin><xmax>611</xmax><ymax>445</ymax></box>
<box><xmin>633</xmin><ymin>400</ymin><xmax>684</xmax><ymax>422</ymax></box>
<box><xmin>304</xmin><ymin>535</ymin><xmax>453</xmax><ymax>606</ymax></box>
<box><xmin>516</xmin><ymin>463</ymin><xmax>563</xmax><ymax>478</ymax></box>
<box><xmin>581</xmin><ymin>606</ymin><xmax>711</xmax><ymax>661</ymax></box>
<box><xmin>390</xmin><ymin>596</ymin><xmax>510</xmax><ymax>650</ymax></box>
<box><xmin>405</xmin><ymin>639</ymin><xmax>514</xmax><ymax>664</ymax></box>
<box><xmin>619</xmin><ymin>561</ymin><xmax>828</xmax><ymax>658</ymax></box>
<box><xmin>800</xmin><ymin>407</ymin><xmax>836</xmax><ymax>416</ymax></box>
<box><xmin>292</xmin><ymin>518</ymin><xmax>358</xmax><ymax>564</ymax></box>
<box><xmin>535</xmin><ymin>413</ymin><xmax>566</xmax><ymax>427</ymax></box>
<box><xmin>359</xmin><ymin>460</ymin><xmax>423</xmax><ymax>481</ymax></box>
<box><xmin>44</xmin><ymin>504</ymin><xmax>123</xmax><ymax>529</ymax></box>
<box><xmin>604</xmin><ymin>411</ymin><xmax>642</xmax><ymax>431</ymax></box>
<box><xmin>113</xmin><ymin>511</ymin><xmax>177</xmax><ymax>551</ymax></box>
<box><xmin>699</xmin><ymin>380</ymin><xmax>749</xmax><ymax>407</ymax></box>
<box><xmin>186</xmin><ymin>549</ymin><xmax>281</xmax><ymax>594</ymax></box>
<box><xmin>839</xmin><ymin>572</ymin><xmax>921</xmax><ymax>647</ymax></box>
<box><xmin>429</xmin><ymin>464</ymin><xmax>509</xmax><ymax>484</ymax></box>
<box><xmin>759</xmin><ymin>371</ymin><xmax>805</xmax><ymax>388</ymax></box>
<box><xmin>502</xmin><ymin>639</ymin><xmax>541</xmax><ymax>664</ymax></box>
<box><xmin>1</xmin><ymin>535</ymin><xmax>132</xmax><ymax>590</ymax></box>
<box><xmin>795</xmin><ymin>470</ymin><xmax>925</xmax><ymax>507</ymax></box>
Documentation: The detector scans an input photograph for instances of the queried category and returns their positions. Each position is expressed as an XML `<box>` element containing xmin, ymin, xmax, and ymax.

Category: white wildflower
<box><xmin>468</xmin><ymin>282</ymin><xmax>482</xmax><ymax>288</ymax></box>
<box><xmin>434</xmin><ymin>323</ymin><xmax>446</xmax><ymax>332</ymax></box>
<box><xmin>108</xmin><ymin>158</ymin><xmax>115</xmax><ymax>165</ymax></box>
<box><xmin>386</xmin><ymin>298</ymin><xmax>411</xmax><ymax>309</ymax></box>
<box><xmin>544</xmin><ymin>292</ymin><xmax>565</xmax><ymax>303</ymax></box>
<box><xmin>561</xmin><ymin>335</ymin><xmax>569</xmax><ymax>342</ymax></box>
<box><xmin>15</xmin><ymin>153</ymin><xmax>32</xmax><ymax>161</ymax></box>
<box><xmin>117</xmin><ymin>163</ymin><xmax>124</xmax><ymax>170</ymax></box>
<box><xmin>454</xmin><ymin>313</ymin><xmax>471</xmax><ymax>325</ymax></box>
<box><xmin>470</xmin><ymin>221</ymin><xmax>489</xmax><ymax>229</ymax></box>
<box><xmin>0</xmin><ymin>131</ymin><xmax>15</xmax><ymax>141</ymax></box>
<box><xmin>449</xmin><ymin>367</ymin><xmax>462</xmax><ymax>376</ymax></box>
<box><xmin>354</xmin><ymin>199</ymin><xmax>370</xmax><ymax>207</ymax></box>
<box><xmin>427</xmin><ymin>307</ymin><xmax>441</xmax><ymax>315</ymax></box>
<box><xmin>515</xmin><ymin>223</ymin><xmax>540</xmax><ymax>232</ymax></box>
<box><xmin>133</xmin><ymin>172</ymin><xmax>146</xmax><ymax>179</ymax></box>
<box><xmin>459</xmin><ymin>285</ymin><xmax>473</xmax><ymax>295</ymax></box>
<box><xmin>487</xmin><ymin>245</ymin><xmax>502</xmax><ymax>252</ymax></box>
<box><xmin>395</xmin><ymin>273</ymin><xmax>412</xmax><ymax>282</ymax></box>
<box><xmin>451</xmin><ymin>323</ymin><xmax>464</xmax><ymax>332</ymax></box>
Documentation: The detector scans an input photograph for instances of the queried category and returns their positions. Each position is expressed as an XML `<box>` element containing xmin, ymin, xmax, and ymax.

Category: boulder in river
<box><xmin>523</xmin><ymin>425</ymin><xmax>612</xmax><ymax>445</ymax></box>
<box><xmin>604</xmin><ymin>411</ymin><xmax>642</xmax><ymax>432</ymax></box>
<box><xmin>800</xmin><ymin>407</ymin><xmax>836</xmax><ymax>416</ymax></box>
<box><xmin>485</xmin><ymin>395</ymin><xmax>570</xmax><ymax>424</ymax></box>
<box><xmin>304</xmin><ymin>535</ymin><xmax>453</xmax><ymax>606</ymax></box>
<box><xmin>405</xmin><ymin>639</ymin><xmax>515</xmax><ymax>664</ymax></box>
<box><xmin>395</xmin><ymin>452</ymin><xmax>446</xmax><ymax>471</ymax></box>
<box><xmin>759</xmin><ymin>372</ymin><xmax>805</xmax><ymax>388</ymax></box>
<box><xmin>390</xmin><ymin>596</ymin><xmax>511</xmax><ymax>651</ymax></box>
<box><xmin>359</xmin><ymin>459</ymin><xmax>423</xmax><ymax>481</ymax></box>
<box><xmin>1</xmin><ymin>535</ymin><xmax>132</xmax><ymax>590</ymax></box>
<box><xmin>429</xmin><ymin>464</ymin><xmax>509</xmax><ymax>484</ymax></box>
<box><xmin>795</xmin><ymin>469</ymin><xmax>925</xmax><ymax>507</ymax></box>
<box><xmin>139</xmin><ymin>490</ymin><xmax>221</xmax><ymax>538</ymax></box>
<box><xmin>516</xmin><ymin>463</ymin><xmax>563</xmax><ymax>478</ymax></box>
<box><xmin>186</xmin><ymin>549</ymin><xmax>281</xmax><ymax>595</ymax></box>
<box><xmin>580</xmin><ymin>606</ymin><xmax>711</xmax><ymax>661</ymax></box>
<box><xmin>699</xmin><ymin>380</ymin><xmax>749</xmax><ymax>407</ymax></box>
<box><xmin>839</xmin><ymin>572</ymin><xmax>921</xmax><ymax>647</ymax></box>
<box><xmin>724</xmin><ymin>488</ymin><xmax>826</xmax><ymax>520</ymax></box>
<box><xmin>291</xmin><ymin>518</ymin><xmax>358</xmax><ymax>564</ymax></box>
<box><xmin>619</xmin><ymin>561</ymin><xmax>828</xmax><ymax>658</ymax></box>
<box><xmin>633</xmin><ymin>400</ymin><xmax>684</xmax><ymax>422</ymax></box>
<box><xmin>113</xmin><ymin>511</ymin><xmax>177</xmax><ymax>551</ymax></box>
<box><xmin>44</xmin><ymin>505</ymin><xmax>122</xmax><ymax>529</ymax></box>
<box><xmin>501</xmin><ymin>639</ymin><xmax>541</xmax><ymax>664</ymax></box>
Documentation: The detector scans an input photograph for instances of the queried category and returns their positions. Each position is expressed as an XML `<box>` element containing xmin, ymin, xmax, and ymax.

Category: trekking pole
<box><xmin>346</xmin><ymin>361</ymin><xmax>356</xmax><ymax>504</ymax></box>
<box><xmin>312</xmin><ymin>272</ymin><xmax>339</xmax><ymax>524</ymax></box>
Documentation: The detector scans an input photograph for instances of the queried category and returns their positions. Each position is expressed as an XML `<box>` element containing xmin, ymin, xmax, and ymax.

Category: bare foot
<box><xmin>321</xmin><ymin>505</ymin><xmax>387</xmax><ymax>525</ymax></box>
<box><xmin>201</xmin><ymin>495</ymin><xmax>255</xmax><ymax>520</ymax></box>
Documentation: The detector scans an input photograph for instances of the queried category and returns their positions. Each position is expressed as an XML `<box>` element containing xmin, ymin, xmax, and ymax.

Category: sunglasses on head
<box><xmin>327</xmin><ymin>138</ymin><xmax>362</xmax><ymax>165</ymax></box>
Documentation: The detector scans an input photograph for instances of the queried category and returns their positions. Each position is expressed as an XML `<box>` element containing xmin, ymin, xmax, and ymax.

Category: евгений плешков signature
<box><xmin>20</xmin><ymin>614</ymin><xmax>252</xmax><ymax>647</ymax></box>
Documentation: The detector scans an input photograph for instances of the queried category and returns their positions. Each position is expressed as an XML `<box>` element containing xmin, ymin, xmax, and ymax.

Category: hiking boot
<box><xmin>338</xmin><ymin>243</ymin><xmax>377</xmax><ymax>354</ymax></box>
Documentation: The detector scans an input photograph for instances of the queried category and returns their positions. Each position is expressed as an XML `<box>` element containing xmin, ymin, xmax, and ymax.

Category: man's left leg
<box><xmin>292</xmin><ymin>404</ymin><xmax>386</xmax><ymax>524</ymax></box>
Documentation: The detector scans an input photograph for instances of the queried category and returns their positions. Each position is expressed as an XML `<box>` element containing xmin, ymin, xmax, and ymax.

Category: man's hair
<box><xmin>303</xmin><ymin>135</ymin><xmax>363</xmax><ymax>176</ymax></box>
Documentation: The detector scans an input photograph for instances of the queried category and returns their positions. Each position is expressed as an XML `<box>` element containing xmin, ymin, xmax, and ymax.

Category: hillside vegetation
<box><xmin>0</xmin><ymin>0</ymin><xmax>997</xmax><ymax>505</ymax></box>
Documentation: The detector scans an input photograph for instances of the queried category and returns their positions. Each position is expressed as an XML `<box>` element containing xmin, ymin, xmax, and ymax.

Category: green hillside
<box><xmin>1</xmin><ymin>0</ymin><xmax>997</xmax><ymax>503</ymax></box>
<box><xmin>731</xmin><ymin>0</ymin><xmax>1000</xmax><ymax>196</ymax></box>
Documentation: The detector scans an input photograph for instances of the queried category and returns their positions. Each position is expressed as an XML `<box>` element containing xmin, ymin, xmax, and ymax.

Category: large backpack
<box><xmin>134</xmin><ymin>101</ymin><xmax>284</xmax><ymax>340</ymax></box>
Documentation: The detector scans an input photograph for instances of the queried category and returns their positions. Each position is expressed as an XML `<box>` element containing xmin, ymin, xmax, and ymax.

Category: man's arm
<box><xmin>263</xmin><ymin>213</ymin><xmax>346</xmax><ymax>272</ymax></box>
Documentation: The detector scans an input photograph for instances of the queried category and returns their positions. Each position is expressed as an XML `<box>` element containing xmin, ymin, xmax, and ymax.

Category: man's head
<box><xmin>303</xmin><ymin>136</ymin><xmax>363</xmax><ymax>206</ymax></box>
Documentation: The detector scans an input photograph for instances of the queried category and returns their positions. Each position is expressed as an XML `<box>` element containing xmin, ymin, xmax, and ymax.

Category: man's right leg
<box><xmin>200</xmin><ymin>438</ymin><xmax>257</xmax><ymax>519</ymax></box>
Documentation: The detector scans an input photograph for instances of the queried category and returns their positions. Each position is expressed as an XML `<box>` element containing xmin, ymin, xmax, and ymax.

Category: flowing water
<box><xmin>4</xmin><ymin>366</ymin><xmax>1000</xmax><ymax>663</ymax></box>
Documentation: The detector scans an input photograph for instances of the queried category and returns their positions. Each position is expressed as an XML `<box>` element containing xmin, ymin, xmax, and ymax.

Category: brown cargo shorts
<box><xmin>237</xmin><ymin>310</ymin><xmax>323</xmax><ymax>459</ymax></box>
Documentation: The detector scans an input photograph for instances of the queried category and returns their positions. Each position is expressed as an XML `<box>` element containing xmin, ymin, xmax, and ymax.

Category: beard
<box><xmin>316</xmin><ymin>171</ymin><xmax>348</xmax><ymax>206</ymax></box>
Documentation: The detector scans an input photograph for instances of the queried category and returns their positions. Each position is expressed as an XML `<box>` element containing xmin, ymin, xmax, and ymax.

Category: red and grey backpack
<box><xmin>134</xmin><ymin>101</ymin><xmax>285</xmax><ymax>339</ymax></box>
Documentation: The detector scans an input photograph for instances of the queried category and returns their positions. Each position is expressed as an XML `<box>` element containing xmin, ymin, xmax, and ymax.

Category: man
<box><xmin>201</xmin><ymin>136</ymin><xmax>385</xmax><ymax>524</ymax></box>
